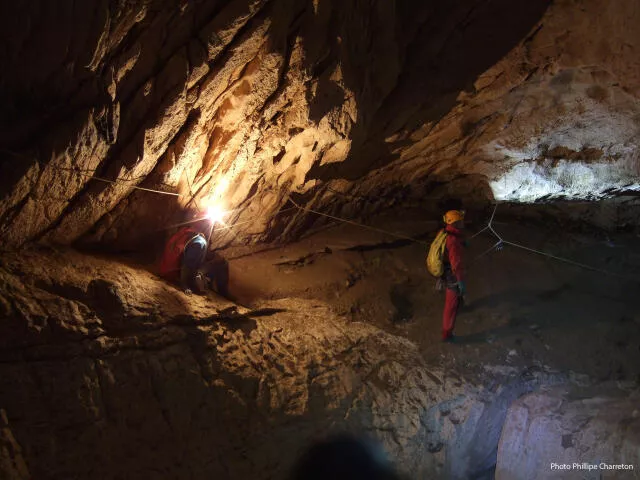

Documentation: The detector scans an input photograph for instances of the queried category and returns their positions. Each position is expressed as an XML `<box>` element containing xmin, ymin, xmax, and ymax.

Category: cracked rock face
<box><xmin>0</xmin><ymin>247</ymin><xmax>563</xmax><ymax>479</ymax></box>
<box><xmin>0</xmin><ymin>0</ymin><xmax>639</xmax><ymax>250</ymax></box>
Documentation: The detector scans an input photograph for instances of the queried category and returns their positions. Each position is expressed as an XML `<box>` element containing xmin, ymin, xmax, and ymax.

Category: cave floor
<box><xmin>2</xmin><ymin>209</ymin><xmax>640</xmax><ymax>478</ymax></box>
<box><xmin>5</xmin><ymin>207</ymin><xmax>638</xmax><ymax>387</ymax></box>
<box><xmin>221</xmin><ymin>208</ymin><xmax>640</xmax><ymax>386</ymax></box>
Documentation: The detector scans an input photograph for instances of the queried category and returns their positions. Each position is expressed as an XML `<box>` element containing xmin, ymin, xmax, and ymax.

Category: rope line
<box><xmin>83</xmin><ymin>174</ymin><xmax>181</xmax><ymax>196</ymax></box>
<box><xmin>160</xmin><ymin>207</ymin><xmax>298</xmax><ymax>233</ymax></box>
<box><xmin>184</xmin><ymin>168</ymin><xmax>202</xmax><ymax>209</ymax></box>
<box><xmin>6</xmin><ymin>143</ymin><xmax>637</xmax><ymax>282</ymax></box>
<box><xmin>288</xmin><ymin>197</ymin><xmax>637</xmax><ymax>282</ymax></box>
<box><xmin>501</xmin><ymin>240</ymin><xmax>631</xmax><ymax>278</ymax></box>
<box><xmin>51</xmin><ymin>165</ymin><xmax>148</xmax><ymax>182</ymax></box>
<box><xmin>474</xmin><ymin>239</ymin><xmax>504</xmax><ymax>261</ymax></box>
<box><xmin>325</xmin><ymin>186</ymin><xmax>450</xmax><ymax>204</ymax></box>
<box><xmin>288</xmin><ymin>196</ymin><xmax>431</xmax><ymax>246</ymax></box>
<box><xmin>162</xmin><ymin>216</ymin><xmax>210</xmax><ymax>230</ymax></box>
<box><xmin>472</xmin><ymin>204</ymin><xmax>638</xmax><ymax>281</ymax></box>
<box><xmin>49</xmin><ymin>165</ymin><xmax>182</xmax><ymax>197</ymax></box>
<box><xmin>470</xmin><ymin>225</ymin><xmax>489</xmax><ymax>239</ymax></box>
<box><xmin>214</xmin><ymin>207</ymin><xmax>298</xmax><ymax>232</ymax></box>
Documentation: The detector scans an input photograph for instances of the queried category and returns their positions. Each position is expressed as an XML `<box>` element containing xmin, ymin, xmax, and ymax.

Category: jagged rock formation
<box><xmin>0</xmin><ymin>0</ymin><xmax>639</xmax><ymax>251</ymax></box>
<box><xmin>496</xmin><ymin>384</ymin><xmax>640</xmax><ymax>479</ymax></box>
<box><xmin>0</xmin><ymin>247</ymin><xmax>566</xmax><ymax>479</ymax></box>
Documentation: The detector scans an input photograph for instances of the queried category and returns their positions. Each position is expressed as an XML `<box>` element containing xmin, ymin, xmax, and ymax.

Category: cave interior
<box><xmin>0</xmin><ymin>1</ymin><xmax>639</xmax><ymax>479</ymax></box>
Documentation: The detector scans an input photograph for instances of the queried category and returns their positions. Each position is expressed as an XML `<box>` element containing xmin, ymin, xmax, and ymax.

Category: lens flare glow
<box><xmin>205</xmin><ymin>203</ymin><xmax>227</xmax><ymax>225</ymax></box>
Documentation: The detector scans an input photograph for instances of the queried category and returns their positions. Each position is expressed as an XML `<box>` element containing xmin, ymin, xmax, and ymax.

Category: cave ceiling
<box><xmin>0</xmin><ymin>0</ymin><xmax>638</xmax><ymax>250</ymax></box>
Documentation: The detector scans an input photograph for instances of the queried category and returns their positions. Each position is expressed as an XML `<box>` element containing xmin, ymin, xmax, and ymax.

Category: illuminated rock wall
<box><xmin>0</xmin><ymin>0</ymin><xmax>638</xmax><ymax>250</ymax></box>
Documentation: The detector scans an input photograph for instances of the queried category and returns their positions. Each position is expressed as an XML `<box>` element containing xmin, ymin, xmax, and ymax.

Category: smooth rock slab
<box><xmin>496</xmin><ymin>385</ymin><xmax>640</xmax><ymax>479</ymax></box>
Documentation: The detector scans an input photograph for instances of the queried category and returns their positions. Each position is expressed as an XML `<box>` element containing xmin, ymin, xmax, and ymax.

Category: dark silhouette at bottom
<box><xmin>290</xmin><ymin>434</ymin><xmax>405</xmax><ymax>480</ymax></box>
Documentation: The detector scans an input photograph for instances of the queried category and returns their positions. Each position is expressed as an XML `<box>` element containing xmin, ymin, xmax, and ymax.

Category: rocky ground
<box><xmin>1</xmin><ymin>207</ymin><xmax>639</xmax><ymax>479</ymax></box>
<box><xmin>224</xmin><ymin>205</ymin><xmax>640</xmax><ymax>385</ymax></box>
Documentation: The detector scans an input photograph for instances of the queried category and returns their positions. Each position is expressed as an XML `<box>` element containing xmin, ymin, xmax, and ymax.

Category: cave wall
<box><xmin>0</xmin><ymin>0</ymin><xmax>639</xmax><ymax>251</ymax></box>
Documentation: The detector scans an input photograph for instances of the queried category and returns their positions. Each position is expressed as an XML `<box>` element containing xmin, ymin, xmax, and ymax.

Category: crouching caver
<box><xmin>159</xmin><ymin>224</ymin><xmax>230</xmax><ymax>298</ymax></box>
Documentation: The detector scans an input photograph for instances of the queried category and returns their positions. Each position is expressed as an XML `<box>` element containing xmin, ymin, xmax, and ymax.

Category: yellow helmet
<box><xmin>443</xmin><ymin>210</ymin><xmax>465</xmax><ymax>225</ymax></box>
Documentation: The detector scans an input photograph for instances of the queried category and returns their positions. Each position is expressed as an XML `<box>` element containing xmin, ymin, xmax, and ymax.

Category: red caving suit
<box><xmin>442</xmin><ymin>224</ymin><xmax>465</xmax><ymax>340</ymax></box>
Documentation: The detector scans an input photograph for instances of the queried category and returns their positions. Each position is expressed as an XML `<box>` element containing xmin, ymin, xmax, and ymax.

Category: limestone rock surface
<box><xmin>0</xmin><ymin>0</ymin><xmax>639</xmax><ymax>250</ymax></box>
<box><xmin>0</xmin><ymin>247</ymin><xmax>562</xmax><ymax>479</ymax></box>
<box><xmin>496</xmin><ymin>385</ymin><xmax>640</xmax><ymax>480</ymax></box>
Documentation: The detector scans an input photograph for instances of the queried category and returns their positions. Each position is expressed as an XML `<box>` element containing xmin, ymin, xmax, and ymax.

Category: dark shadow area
<box><xmin>346</xmin><ymin>238</ymin><xmax>414</xmax><ymax>252</ymax></box>
<box><xmin>95</xmin><ymin>303</ymin><xmax>272</xmax><ymax>340</ymax></box>
<box><xmin>274</xmin><ymin>248</ymin><xmax>332</xmax><ymax>267</ymax></box>
<box><xmin>243</xmin><ymin>307</ymin><xmax>287</xmax><ymax>317</ymax></box>
<box><xmin>0</xmin><ymin>0</ymin><xmax>108</xmax><ymax>150</ymax></box>
<box><xmin>390</xmin><ymin>284</ymin><xmax>414</xmax><ymax>324</ymax></box>
<box><xmin>438</xmin><ymin>197</ymin><xmax>465</xmax><ymax>214</ymax></box>
<box><xmin>17</xmin><ymin>241</ymin><xmax>285</xmax><ymax>344</ymax></box>
<box><xmin>0</xmin><ymin>1</ymin><xmax>234</xmax><ymax>250</ymax></box>
<box><xmin>308</xmin><ymin>75</ymin><xmax>347</xmax><ymax>123</ymax></box>
<box><xmin>290</xmin><ymin>433</ymin><xmax>404</xmax><ymax>480</ymax></box>
<box><xmin>452</xmin><ymin>284</ymin><xmax>601</xmax><ymax>346</ymax></box>
<box><xmin>304</xmin><ymin>0</ymin><xmax>551</xmax><ymax>182</ymax></box>
<box><xmin>453</xmin><ymin>325</ymin><xmax>522</xmax><ymax>346</ymax></box>
<box><xmin>462</xmin><ymin>284</ymin><xmax>573</xmax><ymax>313</ymax></box>
<box><xmin>175</xmin><ymin>309</ymin><xmax>259</xmax><ymax>339</ymax></box>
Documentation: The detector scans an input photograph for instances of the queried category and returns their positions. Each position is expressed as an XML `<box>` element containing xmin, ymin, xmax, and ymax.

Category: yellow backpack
<box><xmin>426</xmin><ymin>229</ymin><xmax>448</xmax><ymax>277</ymax></box>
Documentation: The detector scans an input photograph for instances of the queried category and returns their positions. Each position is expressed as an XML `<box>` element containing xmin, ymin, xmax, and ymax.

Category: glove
<box><xmin>457</xmin><ymin>281</ymin><xmax>466</xmax><ymax>296</ymax></box>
